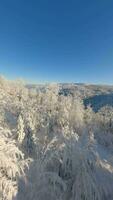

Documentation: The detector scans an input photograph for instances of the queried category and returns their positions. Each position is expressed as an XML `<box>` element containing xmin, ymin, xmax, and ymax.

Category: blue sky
<box><xmin>0</xmin><ymin>0</ymin><xmax>113</xmax><ymax>83</ymax></box>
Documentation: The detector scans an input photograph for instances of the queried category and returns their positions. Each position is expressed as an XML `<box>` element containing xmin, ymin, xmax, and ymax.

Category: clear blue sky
<box><xmin>0</xmin><ymin>0</ymin><xmax>113</xmax><ymax>84</ymax></box>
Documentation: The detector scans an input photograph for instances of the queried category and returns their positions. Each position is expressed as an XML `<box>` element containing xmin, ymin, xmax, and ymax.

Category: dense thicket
<box><xmin>0</xmin><ymin>76</ymin><xmax>113</xmax><ymax>200</ymax></box>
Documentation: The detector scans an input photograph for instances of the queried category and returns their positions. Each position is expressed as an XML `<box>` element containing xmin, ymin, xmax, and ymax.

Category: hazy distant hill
<box><xmin>27</xmin><ymin>83</ymin><xmax>113</xmax><ymax>111</ymax></box>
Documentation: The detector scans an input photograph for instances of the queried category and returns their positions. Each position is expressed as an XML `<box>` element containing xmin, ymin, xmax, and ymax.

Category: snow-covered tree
<box><xmin>0</xmin><ymin>127</ymin><xmax>28</xmax><ymax>200</ymax></box>
<box><xmin>17</xmin><ymin>115</ymin><xmax>25</xmax><ymax>144</ymax></box>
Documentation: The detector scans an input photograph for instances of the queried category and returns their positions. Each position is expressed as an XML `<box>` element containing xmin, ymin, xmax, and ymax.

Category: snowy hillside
<box><xmin>27</xmin><ymin>83</ymin><xmax>113</xmax><ymax>111</ymax></box>
<box><xmin>0</xmin><ymin>77</ymin><xmax>113</xmax><ymax>200</ymax></box>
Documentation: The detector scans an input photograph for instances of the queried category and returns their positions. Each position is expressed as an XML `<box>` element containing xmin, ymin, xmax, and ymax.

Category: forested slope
<box><xmin>0</xmin><ymin>76</ymin><xmax>113</xmax><ymax>200</ymax></box>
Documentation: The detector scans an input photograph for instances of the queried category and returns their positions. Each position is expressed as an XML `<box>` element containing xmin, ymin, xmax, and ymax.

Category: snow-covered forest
<box><xmin>0</xmin><ymin>76</ymin><xmax>113</xmax><ymax>200</ymax></box>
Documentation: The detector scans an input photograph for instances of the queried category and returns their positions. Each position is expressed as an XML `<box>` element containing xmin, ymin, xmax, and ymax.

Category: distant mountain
<box><xmin>60</xmin><ymin>84</ymin><xmax>113</xmax><ymax>111</ymax></box>
<box><xmin>84</xmin><ymin>93</ymin><xmax>113</xmax><ymax>112</ymax></box>
<box><xmin>26</xmin><ymin>83</ymin><xmax>113</xmax><ymax>111</ymax></box>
